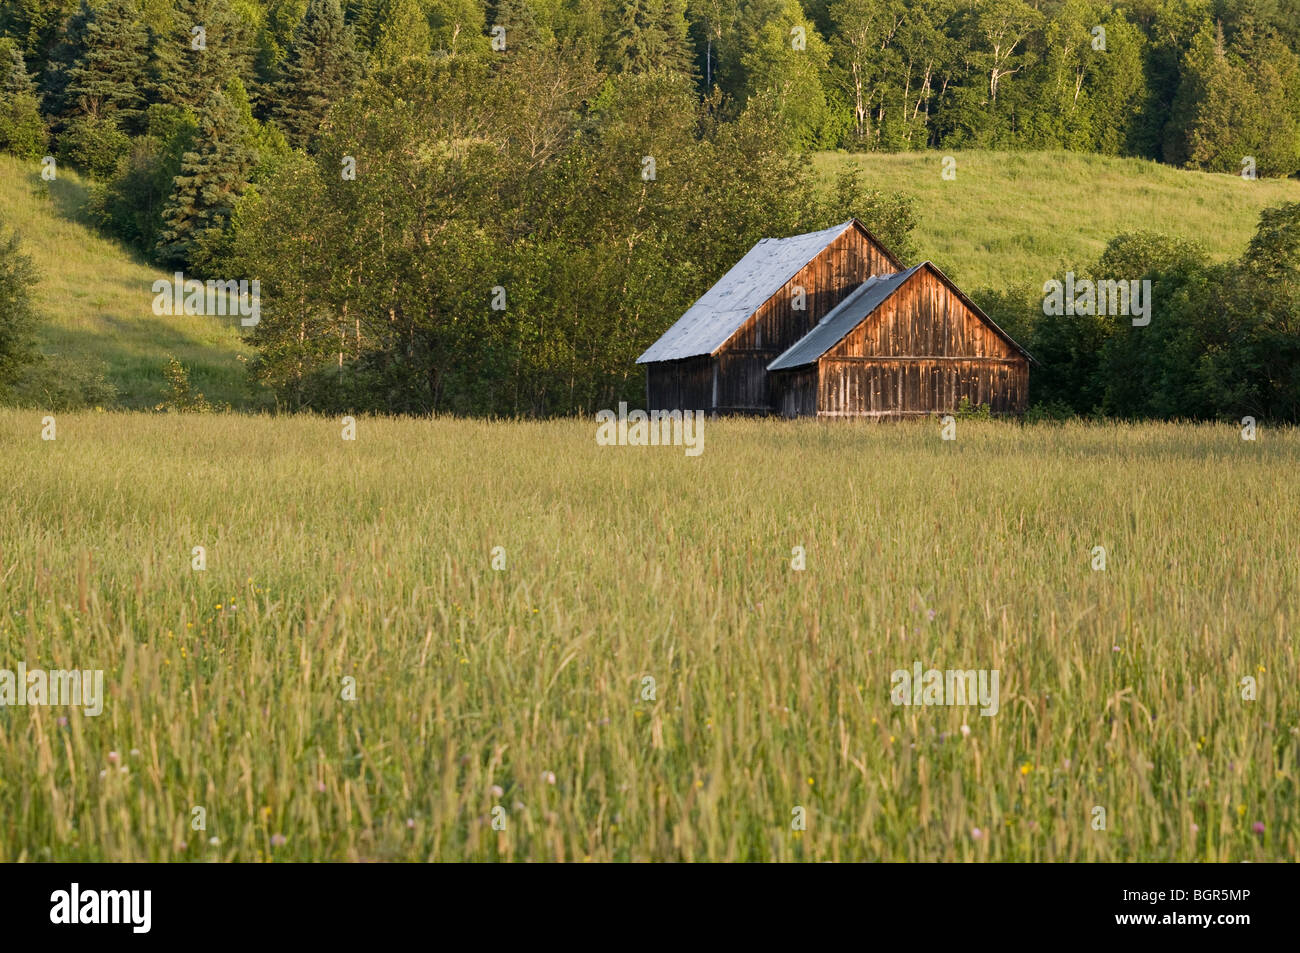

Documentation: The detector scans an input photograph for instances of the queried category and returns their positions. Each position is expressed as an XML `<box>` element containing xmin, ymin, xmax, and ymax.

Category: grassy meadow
<box><xmin>815</xmin><ymin>150</ymin><xmax>1300</xmax><ymax>290</ymax></box>
<box><xmin>1</xmin><ymin>410</ymin><xmax>1296</xmax><ymax>861</ymax></box>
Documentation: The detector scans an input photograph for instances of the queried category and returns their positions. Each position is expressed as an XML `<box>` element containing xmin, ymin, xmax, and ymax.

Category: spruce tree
<box><xmin>345</xmin><ymin>0</ymin><xmax>385</xmax><ymax>52</ymax></box>
<box><xmin>43</xmin><ymin>3</ymin><xmax>141</xmax><ymax>175</ymax></box>
<box><xmin>0</xmin><ymin>216</ymin><xmax>40</xmax><ymax>401</ymax></box>
<box><xmin>60</xmin><ymin>0</ymin><xmax>151</xmax><ymax>133</ymax></box>
<box><xmin>0</xmin><ymin>41</ymin><xmax>49</xmax><ymax>159</ymax></box>
<box><xmin>2</xmin><ymin>42</ymin><xmax>37</xmax><ymax>98</ymax></box>
<box><xmin>272</xmin><ymin>0</ymin><xmax>363</xmax><ymax>149</ymax></box>
<box><xmin>657</xmin><ymin>0</ymin><xmax>693</xmax><ymax>74</ymax></box>
<box><xmin>491</xmin><ymin>0</ymin><xmax>544</xmax><ymax>53</ymax></box>
<box><xmin>156</xmin><ymin>90</ymin><xmax>256</xmax><ymax>268</ymax></box>
<box><xmin>0</xmin><ymin>0</ymin><xmax>80</xmax><ymax>78</ymax></box>
<box><xmin>151</xmin><ymin>0</ymin><xmax>254</xmax><ymax>110</ymax></box>
<box><xmin>605</xmin><ymin>0</ymin><xmax>692</xmax><ymax>75</ymax></box>
<box><xmin>39</xmin><ymin>0</ymin><xmax>94</xmax><ymax>126</ymax></box>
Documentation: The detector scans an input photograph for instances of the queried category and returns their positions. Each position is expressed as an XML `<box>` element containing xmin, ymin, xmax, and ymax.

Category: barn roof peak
<box><xmin>636</xmin><ymin>219</ymin><xmax>892</xmax><ymax>365</ymax></box>
<box><xmin>767</xmin><ymin>261</ymin><xmax>1035</xmax><ymax>371</ymax></box>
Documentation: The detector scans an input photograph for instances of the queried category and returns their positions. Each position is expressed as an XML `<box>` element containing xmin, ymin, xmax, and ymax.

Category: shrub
<box><xmin>55</xmin><ymin>115</ymin><xmax>131</xmax><ymax>180</ymax></box>
<box><xmin>0</xmin><ymin>220</ymin><xmax>40</xmax><ymax>401</ymax></box>
<box><xmin>1023</xmin><ymin>399</ymin><xmax>1076</xmax><ymax>423</ymax></box>
<box><xmin>955</xmin><ymin>396</ymin><xmax>993</xmax><ymax>419</ymax></box>
<box><xmin>0</xmin><ymin>91</ymin><xmax>46</xmax><ymax>159</ymax></box>
<box><xmin>155</xmin><ymin>357</ymin><xmax>219</xmax><ymax>412</ymax></box>
<box><xmin>89</xmin><ymin>106</ymin><xmax>196</xmax><ymax>255</ymax></box>
<box><xmin>10</xmin><ymin>355</ymin><xmax>118</xmax><ymax>410</ymax></box>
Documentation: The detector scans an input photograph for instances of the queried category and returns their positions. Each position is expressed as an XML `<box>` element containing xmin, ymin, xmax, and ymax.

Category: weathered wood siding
<box><xmin>712</xmin><ymin>224</ymin><xmax>899</xmax><ymax>413</ymax></box>
<box><xmin>773</xmin><ymin>368</ymin><xmax>818</xmax><ymax>418</ymax></box>
<box><xmin>815</xmin><ymin>360</ymin><xmax>1027</xmax><ymax>416</ymax></box>
<box><xmin>646</xmin><ymin>356</ymin><xmax>713</xmax><ymax>412</ymax></box>
<box><xmin>815</xmin><ymin>268</ymin><xmax>1029</xmax><ymax>416</ymax></box>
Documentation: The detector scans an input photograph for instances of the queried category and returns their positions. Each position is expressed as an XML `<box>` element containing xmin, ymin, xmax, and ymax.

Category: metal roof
<box><xmin>636</xmin><ymin>221</ymin><xmax>857</xmax><ymax>364</ymax></box>
<box><xmin>767</xmin><ymin>264</ymin><xmax>925</xmax><ymax>371</ymax></box>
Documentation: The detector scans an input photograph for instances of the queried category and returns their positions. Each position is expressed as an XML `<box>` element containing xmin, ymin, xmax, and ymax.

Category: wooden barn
<box><xmin>636</xmin><ymin>219</ymin><xmax>902</xmax><ymax>414</ymax></box>
<box><xmin>767</xmin><ymin>262</ymin><xmax>1032</xmax><ymax>417</ymax></box>
<box><xmin>637</xmin><ymin>222</ymin><xmax>1033</xmax><ymax>417</ymax></box>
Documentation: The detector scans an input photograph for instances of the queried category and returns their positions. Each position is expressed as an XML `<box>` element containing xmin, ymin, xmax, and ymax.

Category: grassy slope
<box><xmin>0</xmin><ymin>154</ymin><xmax>256</xmax><ymax>409</ymax></box>
<box><xmin>815</xmin><ymin>150</ymin><xmax>1300</xmax><ymax>291</ymax></box>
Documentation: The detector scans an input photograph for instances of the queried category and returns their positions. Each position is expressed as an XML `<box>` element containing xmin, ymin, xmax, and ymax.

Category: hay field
<box><xmin>1</xmin><ymin>411</ymin><xmax>1296</xmax><ymax>861</ymax></box>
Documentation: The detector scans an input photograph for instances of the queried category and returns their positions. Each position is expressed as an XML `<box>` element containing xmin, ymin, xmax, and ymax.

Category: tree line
<box><xmin>5</xmin><ymin>1</ymin><xmax>1300</xmax><ymax>171</ymax></box>
<box><xmin>1</xmin><ymin>0</ymin><xmax>1299</xmax><ymax>420</ymax></box>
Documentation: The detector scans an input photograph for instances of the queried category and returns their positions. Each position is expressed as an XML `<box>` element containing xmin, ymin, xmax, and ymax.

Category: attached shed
<box><xmin>636</xmin><ymin>219</ymin><xmax>902</xmax><ymax>414</ymax></box>
<box><xmin>766</xmin><ymin>261</ymin><xmax>1033</xmax><ymax>417</ymax></box>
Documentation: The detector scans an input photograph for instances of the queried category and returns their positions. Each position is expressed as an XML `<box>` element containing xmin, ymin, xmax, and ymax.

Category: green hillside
<box><xmin>6</xmin><ymin>150</ymin><xmax>1300</xmax><ymax>411</ymax></box>
<box><xmin>0</xmin><ymin>154</ymin><xmax>257</xmax><ymax>410</ymax></box>
<box><xmin>816</xmin><ymin>150</ymin><xmax>1300</xmax><ymax>291</ymax></box>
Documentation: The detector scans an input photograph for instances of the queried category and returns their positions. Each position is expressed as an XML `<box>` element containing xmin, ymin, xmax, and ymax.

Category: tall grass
<box><xmin>1</xmin><ymin>411</ymin><xmax>1295</xmax><ymax>861</ymax></box>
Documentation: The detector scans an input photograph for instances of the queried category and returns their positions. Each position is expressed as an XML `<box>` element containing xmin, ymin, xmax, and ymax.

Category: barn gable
<box><xmin>767</xmin><ymin>264</ymin><xmax>925</xmax><ymax>371</ymax></box>
<box><xmin>768</xmin><ymin>262</ymin><xmax>1032</xmax><ymax>371</ymax></box>
<box><xmin>635</xmin><ymin>219</ymin><xmax>901</xmax><ymax>365</ymax></box>
<box><xmin>639</xmin><ymin>224</ymin><xmax>1032</xmax><ymax>418</ymax></box>
<box><xmin>767</xmin><ymin>261</ymin><xmax>1033</xmax><ymax>417</ymax></box>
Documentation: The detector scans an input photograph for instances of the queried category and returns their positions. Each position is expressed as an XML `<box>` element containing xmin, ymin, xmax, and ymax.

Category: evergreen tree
<box><xmin>90</xmin><ymin>104</ymin><xmax>199</xmax><ymax>256</ymax></box>
<box><xmin>1167</xmin><ymin>25</ymin><xmax>1300</xmax><ymax>176</ymax></box>
<box><xmin>1</xmin><ymin>40</ymin><xmax>36</xmax><ymax>98</ymax></box>
<box><xmin>39</xmin><ymin>0</ymin><xmax>94</xmax><ymax>126</ymax></box>
<box><xmin>151</xmin><ymin>0</ymin><xmax>254</xmax><ymax>110</ymax></box>
<box><xmin>59</xmin><ymin>0</ymin><xmax>151</xmax><ymax>133</ymax></box>
<box><xmin>605</xmin><ymin>0</ymin><xmax>693</xmax><ymax>75</ymax></box>
<box><xmin>0</xmin><ymin>0</ymin><xmax>80</xmax><ymax>77</ymax></box>
<box><xmin>491</xmin><ymin>0</ymin><xmax>546</xmax><ymax>53</ymax></box>
<box><xmin>156</xmin><ymin>90</ymin><xmax>256</xmax><ymax>268</ymax></box>
<box><xmin>252</xmin><ymin>1</ymin><xmax>311</xmax><ymax>96</ymax></box>
<box><xmin>0</xmin><ymin>215</ymin><xmax>41</xmax><ymax>401</ymax></box>
<box><xmin>272</xmin><ymin>0</ymin><xmax>363</xmax><ymax>148</ymax></box>
<box><xmin>344</xmin><ymin>0</ymin><xmax>384</xmax><ymax>51</ymax></box>
<box><xmin>0</xmin><ymin>39</ymin><xmax>46</xmax><ymax>158</ymax></box>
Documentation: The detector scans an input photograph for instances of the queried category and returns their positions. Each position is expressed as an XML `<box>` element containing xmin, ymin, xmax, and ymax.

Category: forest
<box><xmin>1</xmin><ymin>0</ymin><xmax>1299</xmax><ymax>419</ymax></box>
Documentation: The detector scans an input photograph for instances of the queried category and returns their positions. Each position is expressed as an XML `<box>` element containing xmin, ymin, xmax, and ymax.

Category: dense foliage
<box><xmin>1</xmin><ymin>0</ymin><xmax>1299</xmax><ymax>419</ymax></box>
<box><xmin>1010</xmin><ymin>205</ymin><xmax>1300</xmax><ymax>422</ymax></box>
<box><xmin>228</xmin><ymin>60</ymin><xmax>911</xmax><ymax>414</ymax></box>
<box><xmin>5</xmin><ymin>1</ymin><xmax>1299</xmax><ymax>167</ymax></box>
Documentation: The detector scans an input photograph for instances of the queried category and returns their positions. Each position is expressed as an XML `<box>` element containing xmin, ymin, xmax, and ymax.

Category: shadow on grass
<box><xmin>39</xmin><ymin>317</ymin><xmax>266</xmax><ymax>410</ymax></box>
<box><xmin>44</xmin><ymin>171</ymin><xmax>93</xmax><ymax>225</ymax></box>
<box><xmin>10</xmin><ymin>162</ymin><xmax>270</xmax><ymax>411</ymax></box>
<box><xmin>27</xmin><ymin>166</ymin><xmax>163</xmax><ymax>271</ymax></box>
